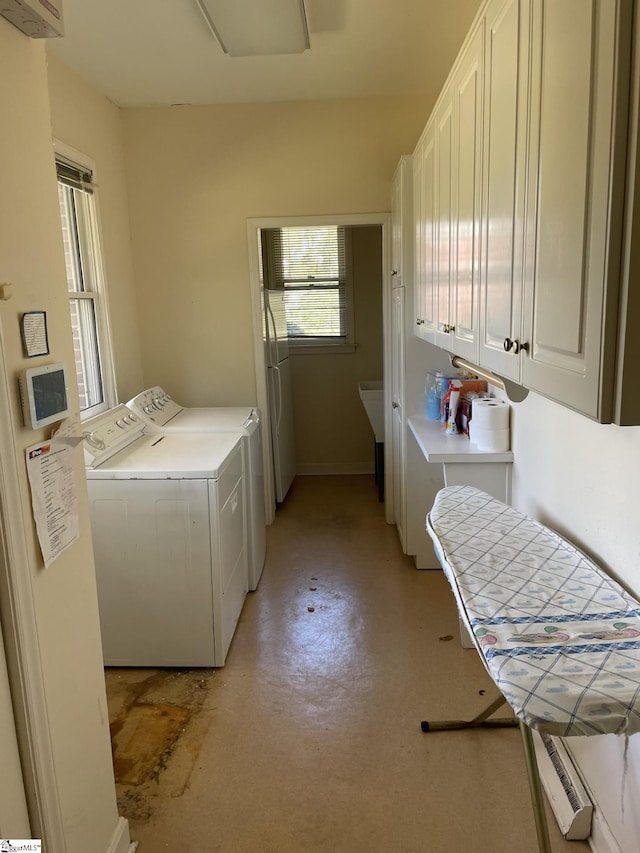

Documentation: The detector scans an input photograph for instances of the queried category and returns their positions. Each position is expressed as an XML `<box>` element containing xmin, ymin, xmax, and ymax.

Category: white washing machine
<box><xmin>83</xmin><ymin>405</ymin><xmax>247</xmax><ymax>667</ymax></box>
<box><xmin>126</xmin><ymin>386</ymin><xmax>266</xmax><ymax>590</ymax></box>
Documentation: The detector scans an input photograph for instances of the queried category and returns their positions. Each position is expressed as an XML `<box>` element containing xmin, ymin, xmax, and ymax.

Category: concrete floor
<box><xmin>105</xmin><ymin>474</ymin><xmax>591</xmax><ymax>853</ymax></box>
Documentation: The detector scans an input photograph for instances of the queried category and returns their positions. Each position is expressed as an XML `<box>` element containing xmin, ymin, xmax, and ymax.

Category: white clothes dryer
<box><xmin>83</xmin><ymin>405</ymin><xmax>247</xmax><ymax>667</ymax></box>
<box><xmin>126</xmin><ymin>386</ymin><xmax>266</xmax><ymax>590</ymax></box>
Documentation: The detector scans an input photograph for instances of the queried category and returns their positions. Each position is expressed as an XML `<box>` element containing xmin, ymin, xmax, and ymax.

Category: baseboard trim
<box><xmin>107</xmin><ymin>817</ymin><xmax>134</xmax><ymax>853</ymax></box>
<box><xmin>559</xmin><ymin>741</ymin><xmax>623</xmax><ymax>853</ymax></box>
<box><xmin>588</xmin><ymin>808</ymin><xmax>623</xmax><ymax>853</ymax></box>
<box><xmin>296</xmin><ymin>464</ymin><xmax>373</xmax><ymax>476</ymax></box>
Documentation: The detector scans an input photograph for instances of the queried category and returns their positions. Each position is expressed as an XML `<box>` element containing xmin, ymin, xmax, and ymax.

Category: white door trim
<box><xmin>0</xmin><ymin>613</ymin><xmax>30</xmax><ymax>835</ymax></box>
<box><xmin>0</xmin><ymin>321</ymin><xmax>67</xmax><ymax>849</ymax></box>
<box><xmin>246</xmin><ymin>212</ymin><xmax>392</xmax><ymax>524</ymax></box>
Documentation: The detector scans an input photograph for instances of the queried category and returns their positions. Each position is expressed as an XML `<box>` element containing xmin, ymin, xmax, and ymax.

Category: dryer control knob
<box><xmin>83</xmin><ymin>431</ymin><xmax>105</xmax><ymax>450</ymax></box>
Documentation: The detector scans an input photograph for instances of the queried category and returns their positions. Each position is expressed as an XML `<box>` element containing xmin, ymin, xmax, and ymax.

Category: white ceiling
<box><xmin>46</xmin><ymin>0</ymin><xmax>483</xmax><ymax>108</ymax></box>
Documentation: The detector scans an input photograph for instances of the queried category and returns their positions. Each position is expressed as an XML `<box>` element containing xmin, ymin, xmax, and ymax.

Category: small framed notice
<box><xmin>21</xmin><ymin>311</ymin><xmax>49</xmax><ymax>358</ymax></box>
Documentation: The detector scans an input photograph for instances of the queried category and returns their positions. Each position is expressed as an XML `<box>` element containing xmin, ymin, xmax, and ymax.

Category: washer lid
<box><xmin>86</xmin><ymin>431</ymin><xmax>242</xmax><ymax>479</ymax></box>
<box><xmin>162</xmin><ymin>407</ymin><xmax>258</xmax><ymax>432</ymax></box>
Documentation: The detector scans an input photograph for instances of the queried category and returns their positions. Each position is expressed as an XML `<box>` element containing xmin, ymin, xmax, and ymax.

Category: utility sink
<box><xmin>358</xmin><ymin>381</ymin><xmax>384</xmax><ymax>442</ymax></box>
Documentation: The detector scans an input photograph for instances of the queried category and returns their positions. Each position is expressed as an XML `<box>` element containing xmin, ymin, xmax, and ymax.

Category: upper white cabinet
<box><xmin>418</xmin><ymin>20</ymin><xmax>484</xmax><ymax>361</ymax></box>
<box><xmin>519</xmin><ymin>0</ymin><xmax>631</xmax><ymax>419</ymax></box>
<box><xmin>450</xmin><ymin>21</ymin><xmax>484</xmax><ymax>361</ymax></box>
<box><xmin>391</xmin><ymin>155</ymin><xmax>414</xmax><ymax>300</ymax></box>
<box><xmin>413</xmin><ymin>127</ymin><xmax>437</xmax><ymax>340</ymax></box>
<box><xmin>414</xmin><ymin>0</ymin><xmax>636</xmax><ymax>422</ymax></box>
<box><xmin>434</xmin><ymin>93</ymin><xmax>454</xmax><ymax>350</ymax></box>
<box><xmin>478</xmin><ymin>0</ymin><xmax>529</xmax><ymax>381</ymax></box>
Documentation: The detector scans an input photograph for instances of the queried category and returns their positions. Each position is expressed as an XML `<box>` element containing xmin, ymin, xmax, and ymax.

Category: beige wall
<box><xmin>121</xmin><ymin>96</ymin><xmax>430</xmax><ymax>410</ymax></box>
<box><xmin>510</xmin><ymin>390</ymin><xmax>640</xmax><ymax>851</ymax></box>
<box><xmin>0</xmin><ymin>19</ymin><xmax>126</xmax><ymax>853</ymax></box>
<box><xmin>292</xmin><ymin>225</ymin><xmax>383</xmax><ymax>474</ymax></box>
<box><xmin>46</xmin><ymin>53</ymin><xmax>144</xmax><ymax>404</ymax></box>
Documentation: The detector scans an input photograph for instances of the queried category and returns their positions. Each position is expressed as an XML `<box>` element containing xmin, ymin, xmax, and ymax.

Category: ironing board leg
<box><xmin>420</xmin><ymin>693</ymin><xmax>519</xmax><ymax>732</ymax></box>
<box><xmin>519</xmin><ymin>721</ymin><xmax>552</xmax><ymax>853</ymax></box>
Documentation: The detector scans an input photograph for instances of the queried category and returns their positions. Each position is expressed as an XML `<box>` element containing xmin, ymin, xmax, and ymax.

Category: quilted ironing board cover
<box><xmin>427</xmin><ymin>486</ymin><xmax>640</xmax><ymax>737</ymax></box>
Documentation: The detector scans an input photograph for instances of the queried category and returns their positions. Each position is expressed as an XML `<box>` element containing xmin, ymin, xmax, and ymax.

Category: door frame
<box><xmin>0</xmin><ymin>603</ymin><xmax>29</xmax><ymax>835</ymax></box>
<box><xmin>0</xmin><ymin>322</ymin><xmax>67</xmax><ymax>848</ymax></box>
<box><xmin>246</xmin><ymin>212</ymin><xmax>393</xmax><ymax>524</ymax></box>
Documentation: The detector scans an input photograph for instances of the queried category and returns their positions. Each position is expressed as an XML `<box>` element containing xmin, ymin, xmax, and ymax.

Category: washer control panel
<box><xmin>83</xmin><ymin>404</ymin><xmax>145</xmax><ymax>468</ymax></box>
<box><xmin>125</xmin><ymin>385</ymin><xmax>183</xmax><ymax>427</ymax></box>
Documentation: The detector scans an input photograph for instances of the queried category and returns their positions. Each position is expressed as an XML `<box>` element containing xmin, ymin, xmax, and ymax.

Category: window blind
<box><xmin>55</xmin><ymin>159</ymin><xmax>94</xmax><ymax>194</ymax></box>
<box><xmin>263</xmin><ymin>226</ymin><xmax>346</xmax><ymax>340</ymax></box>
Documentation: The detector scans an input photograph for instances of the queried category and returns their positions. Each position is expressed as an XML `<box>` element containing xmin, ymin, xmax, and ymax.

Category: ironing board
<box><xmin>424</xmin><ymin>485</ymin><xmax>640</xmax><ymax>851</ymax></box>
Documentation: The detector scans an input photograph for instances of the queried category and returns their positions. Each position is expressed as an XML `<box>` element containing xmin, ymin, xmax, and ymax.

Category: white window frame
<box><xmin>54</xmin><ymin>140</ymin><xmax>117</xmax><ymax>419</ymax></box>
<box><xmin>262</xmin><ymin>226</ymin><xmax>355</xmax><ymax>354</ymax></box>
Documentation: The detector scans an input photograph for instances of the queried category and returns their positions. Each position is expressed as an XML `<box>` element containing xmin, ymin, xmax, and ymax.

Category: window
<box><xmin>261</xmin><ymin>226</ymin><xmax>354</xmax><ymax>351</ymax></box>
<box><xmin>56</xmin><ymin>154</ymin><xmax>114</xmax><ymax>418</ymax></box>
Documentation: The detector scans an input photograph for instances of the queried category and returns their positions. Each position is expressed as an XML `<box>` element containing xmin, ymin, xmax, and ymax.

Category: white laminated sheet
<box><xmin>427</xmin><ymin>486</ymin><xmax>640</xmax><ymax>737</ymax></box>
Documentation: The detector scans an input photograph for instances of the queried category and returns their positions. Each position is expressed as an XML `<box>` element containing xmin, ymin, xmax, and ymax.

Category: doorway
<box><xmin>246</xmin><ymin>213</ymin><xmax>392</xmax><ymax>524</ymax></box>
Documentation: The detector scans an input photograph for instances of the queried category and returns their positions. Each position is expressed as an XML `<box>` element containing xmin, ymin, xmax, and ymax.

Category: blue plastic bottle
<box><xmin>426</xmin><ymin>373</ymin><xmax>443</xmax><ymax>420</ymax></box>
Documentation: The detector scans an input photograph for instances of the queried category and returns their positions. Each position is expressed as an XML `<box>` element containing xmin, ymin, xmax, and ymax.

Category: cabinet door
<box><xmin>412</xmin><ymin>136</ymin><xmax>425</xmax><ymax>337</ymax></box>
<box><xmin>421</xmin><ymin>130</ymin><xmax>437</xmax><ymax>340</ymax></box>
<box><xmin>392</xmin><ymin>155</ymin><xmax>413</xmax><ymax>290</ymax></box>
<box><xmin>521</xmin><ymin>0</ymin><xmax>630</xmax><ymax>419</ymax></box>
<box><xmin>451</xmin><ymin>22</ymin><xmax>484</xmax><ymax>361</ymax></box>
<box><xmin>479</xmin><ymin>0</ymin><xmax>530</xmax><ymax>380</ymax></box>
<box><xmin>413</xmin><ymin>131</ymin><xmax>436</xmax><ymax>340</ymax></box>
<box><xmin>391</xmin><ymin>286</ymin><xmax>406</xmax><ymax>547</ymax></box>
<box><xmin>435</xmin><ymin>97</ymin><xmax>454</xmax><ymax>349</ymax></box>
<box><xmin>391</xmin><ymin>161</ymin><xmax>403</xmax><ymax>287</ymax></box>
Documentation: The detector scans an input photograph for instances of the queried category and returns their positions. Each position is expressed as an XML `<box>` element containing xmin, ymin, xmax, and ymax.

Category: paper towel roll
<box><xmin>471</xmin><ymin>398</ymin><xmax>510</xmax><ymax>430</ymax></box>
<box><xmin>470</xmin><ymin>424</ymin><xmax>510</xmax><ymax>452</ymax></box>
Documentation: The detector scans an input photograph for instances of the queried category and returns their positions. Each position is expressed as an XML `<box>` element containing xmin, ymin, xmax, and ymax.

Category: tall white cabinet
<box><xmin>390</xmin><ymin>156</ymin><xmax>413</xmax><ymax>551</ymax></box>
<box><xmin>392</xmin><ymin>154</ymin><xmax>454</xmax><ymax>568</ymax></box>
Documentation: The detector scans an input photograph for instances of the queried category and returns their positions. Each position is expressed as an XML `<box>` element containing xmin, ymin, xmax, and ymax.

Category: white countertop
<box><xmin>408</xmin><ymin>414</ymin><xmax>514</xmax><ymax>464</ymax></box>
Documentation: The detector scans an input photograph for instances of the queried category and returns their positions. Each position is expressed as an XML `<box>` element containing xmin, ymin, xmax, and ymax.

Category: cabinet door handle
<box><xmin>391</xmin><ymin>269</ymin><xmax>399</xmax><ymax>276</ymax></box>
<box><xmin>442</xmin><ymin>323</ymin><xmax>456</xmax><ymax>334</ymax></box>
<box><xmin>504</xmin><ymin>337</ymin><xmax>529</xmax><ymax>354</ymax></box>
<box><xmin>392</xmin><ymin>401</ymin><xmax>399</xmax><ymax>409</ymax></box>
<box><xmin>416</xmin><ymin>318</ymin><xmax>424</xmax><ymax>325</ymax></box>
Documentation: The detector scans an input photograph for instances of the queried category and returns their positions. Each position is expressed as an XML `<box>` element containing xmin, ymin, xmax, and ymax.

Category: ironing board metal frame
<box><xmin>420</xmin><ymin>690</ymin><xmax>552</xmax><ymax>851</ymax></box>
